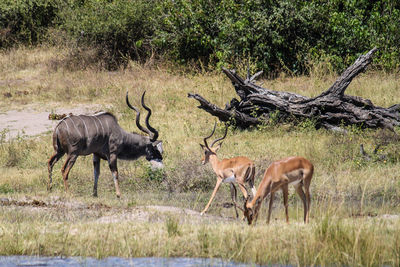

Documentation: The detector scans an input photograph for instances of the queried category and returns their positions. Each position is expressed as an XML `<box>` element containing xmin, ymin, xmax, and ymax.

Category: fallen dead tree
<box><xmin>188</xmin><ymin>48</ymin><xmax>400</xmax><ymax>130</ymax></box>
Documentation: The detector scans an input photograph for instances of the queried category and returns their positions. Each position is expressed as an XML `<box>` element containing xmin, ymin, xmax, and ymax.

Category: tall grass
<box><xmin>0</xmin><ymin>212</ymin><xmax>398</xmax><ymax>266</ymax></box>
<box><xmin>0</xmin><ymin>46</ymin><xmax>399</xmax><ymax>265</ymax></box>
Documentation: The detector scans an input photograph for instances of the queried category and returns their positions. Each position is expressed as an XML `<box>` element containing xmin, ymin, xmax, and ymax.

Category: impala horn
<box><xmin>210</xmin><ymin>123</ymin><xmax>228</xmax><ymax>147</ymax></box>
<box><xmin>203</xmin><ymin>122</ymin><xmax>217</xmax><ymax>150</ymax></box>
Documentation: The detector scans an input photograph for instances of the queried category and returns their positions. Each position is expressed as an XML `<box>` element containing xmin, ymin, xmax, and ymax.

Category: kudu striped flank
<box><xmin>47</xmin><ymin>91</ymin><xmax>163</xmax><ymax>197</ymax></box>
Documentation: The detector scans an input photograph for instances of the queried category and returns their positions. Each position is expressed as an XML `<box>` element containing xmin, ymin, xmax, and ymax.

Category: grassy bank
<box><xmin>0</xmin><ymin>46</ymin><xmax>400</xmax><ymax>266</ymax></box>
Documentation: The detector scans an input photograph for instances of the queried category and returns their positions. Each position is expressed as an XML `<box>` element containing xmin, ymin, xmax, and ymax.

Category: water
<box><xmin>0</xmin><ymin>256</ymin><xmax>257</xmax><ymax>267</ymax></box>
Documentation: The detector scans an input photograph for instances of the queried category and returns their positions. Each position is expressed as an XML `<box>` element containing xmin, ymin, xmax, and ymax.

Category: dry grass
<box><xmin>0</xmin><ymin>46</ymin><xmax>400</xmax><ymax>265</ymax></box>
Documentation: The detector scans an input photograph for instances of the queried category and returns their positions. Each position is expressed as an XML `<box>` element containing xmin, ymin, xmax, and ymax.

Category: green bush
<box><xmin>0</xmin><ymin>0</ymin><xmax>61</xmax><ymax>47</ymax></box>
<box><xmin>58</xmin><ymin>0</ymin><xmax>158</xmax><ymax>69</ymax></box>
<box><xmin>1</xmin><ymin>0</ymin><xmax>399</xmax><ymax>73</ymax></box>
<box><xmin>155</xmin><ymin>0</ymin><xmax>400</xmax><ymax>73</ymax></box>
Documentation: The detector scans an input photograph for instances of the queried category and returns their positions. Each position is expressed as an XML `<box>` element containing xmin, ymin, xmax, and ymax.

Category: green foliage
<box><xmin>0</xmin><ymin>184</ymin><xmax>14</xmax><ymax>194</ymax></box>
<box><xmin>1</xmin><ymin>137</ymin><xmax>29</xmax><ymax>168</ymax></box>
<box><xmin>1</xmin><ymin>0</ymin><xmax>399</xmax><ymax>72</ymax></box>
<box><xmin>155</xmin><ymin>0</ymin><xmax>400</xmax><ymax>73</ymax></box>
<box><xmin>143</xmin><ymin>166</ymin><xmax>165</xmax><ymax>183</ymax></box>
<box><xmin>296</xmin><ymin>118</ymin><xmax>318</xmax><ymax>132</ymax></box>
<box><xmin>0</xmin><ymin>0</ymin><xmax>61</xmax><ymax>47</ymax></box>
<box><xmin>165</xmin><ymin>216</ymin><xmax>180</xmax><ymax>237</ymax></box>
<box><xmin>58</xmin><ymin>0</ymin><xmax>158</xmax><ymax>69</ymax></box>
<box><xmin>197</xmin><ymin>226</ymin><xmax>210</xmax><ymax>254</ymax></box>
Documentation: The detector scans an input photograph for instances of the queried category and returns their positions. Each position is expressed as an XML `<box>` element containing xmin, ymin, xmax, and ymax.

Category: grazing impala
<box><xmin>243</xmin><ymin>156</ymin><xmax>313</xmax><ymax>225</ymax></box>
<box><xmin>200</xmin><ymin>123</ymin><xmax>256</xmax><ymax>218</ymax></box>
<box><xmin>47</xmin><ymin>91</ymin><xmax>163</xmax><ymax>198</ymax></box>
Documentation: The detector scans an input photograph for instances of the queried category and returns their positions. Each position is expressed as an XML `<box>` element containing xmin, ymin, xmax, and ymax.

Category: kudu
<box><xmin>47</xmin><ymin>91</ymin><xmax>163</xmax><ymax>198</ymax></box>
<box><xmin>200</xmin><ymin>122</ymin><xmax>256</xmax><ymax>218</ymax></box>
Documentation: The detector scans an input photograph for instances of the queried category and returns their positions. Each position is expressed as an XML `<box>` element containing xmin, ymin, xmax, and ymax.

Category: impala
<box><xmin>47</xmin><ymin>91</ymin><xmax>163</xmax><ymax>198</ymax></box>
<box><xmin>243</xmin><ymin>156</ymin><xmax>313</xmax><ymax>225</ymax></box>
<box><xmin>200</xmin><ymin>123</ymin><xmax>256</xmax><ymax>218</ymax></box>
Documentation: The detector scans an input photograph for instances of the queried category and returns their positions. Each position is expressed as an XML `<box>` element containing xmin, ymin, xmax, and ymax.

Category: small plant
<box><xmin>268</xmin><ymin>110</ymin><xmax>281</xmax><ymax>125</ymax></box>
<box><xmin>4</xmin><ymin>143</ymin><xmax>22</xmax><ymax>168</ymax></box>
<box><xmin>0</xmin><ymin>184</ymin><xmax>14</xmax><ymax>194</ymax></box>
<box><xmin>197</xmin><ymin>226</ymin><xmax>209</xmax><ymax>254</ymax></box>
<box><xmin>296</xmin><ymin>117</ymin><xmax>318</xmax><ymax>132</ymax></box>
<box><xmin>165</xmin><ymin>216</ymin><xmax>180</xmax><ymax>237</ymax></box>
<box><xmin>144</xmin><ymin>165</ymin><xmax>165</xmax><ymax>183</ymax></box>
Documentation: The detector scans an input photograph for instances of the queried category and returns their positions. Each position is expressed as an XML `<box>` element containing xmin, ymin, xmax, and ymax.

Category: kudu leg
<box><xmin>61</xmin><ymin>154</ymin><xmax>78</xmax><ymax>193</ymax></box>
<box><xmin>201</xmin><ymin>177</ymin><xmax>222</xmax><ymax>215</ymax></box>
<box><xmin>108</xmin><ymin>154</ymin><xmax>121</xmax><ymax>198</ymax></box>
<box><xmin>230</xmin><ymin>183</ymin><xmax>239</xmax><ymax>219</ymax></box>
<box><xmin>93</xmin><ymin>154</ymin><xmax>101</xmax><ymax>197</ymax></box>
<box><xmin>294</xmin><ymin>183</ymin><xmax>308</xmax><ymax>223</ymax></box>
<box><xmin>47</xmin><ymin>151</ymin><xmax>64</xmax><ymax>191</ymax></box>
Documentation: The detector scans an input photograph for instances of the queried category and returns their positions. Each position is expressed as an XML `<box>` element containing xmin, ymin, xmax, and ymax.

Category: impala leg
<box><xmin>282</xmin><ymin>184</ymin><xmax>289</xmax><ymax>223</ymax></box>
<box><xmin>61</xmin><ymin>154</ymin><xmax>78</xmax><ymax>193</ymax></box>
<box><xmin>248</xmin><ymin>165</ymin><xmax>257</xmax><ymax>197</ymax></box>
<box><xmin>230</xmin><ymin>183</ymin><xmax>239</xmax><ymax>219</ymax></box>
<box><xmin>267</xmin><ymin>191</ymin><xmax>275</xmax><ymax>224</ymax></box>
<box><xmin>253</xmin><ymin>197</ymin><xmax>263</xmax><ymax>224</ymax></box>
<box><xmin>93</xmin><ymin>154</ymin><xmax>101</xmax><ymax>197</ymax></box>
<box><xmin>294</xmin><ymin>183</ymin><xmax>307</xmax><ymax>223</ymax></box>
<box><xmin>108</xmin><ymin>154</ymin><xmax>121</xmax><ymax>198</ymax></box>
<box><xmin>201</xmin><ymin>177</ymin><xmax>222</xmax><ymax>215</ymax></box>
<box><xmin>47</xmin><ymin>151</ymin><xmax>64</xmax><ymax>191</ymax></box>
<box><xmin>304</xmin><ymin>177</ymin><xmax>312</xmax><ymax>223</ymax></box>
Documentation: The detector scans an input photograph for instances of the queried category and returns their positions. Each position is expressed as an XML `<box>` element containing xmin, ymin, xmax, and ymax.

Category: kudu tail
<box><xmin>52</xmin><ymin>128</ymin><xmax>61</xmax><ymax>151</ymax></box>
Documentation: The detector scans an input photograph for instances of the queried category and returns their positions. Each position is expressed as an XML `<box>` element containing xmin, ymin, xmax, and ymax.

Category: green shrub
<box><xmin>58</xmin><ymin>0</ymin><xmax>158</xmax><ymax>69</ymax></box>
<box><xmin>165</xmin><ymin>216</ymin><xmax>180</xmax><ymax>237</ymax></box>
<box><xmin>0</xmin><ymin>184</ymin><xmax>14</xmax><ymax>194</ymax></box>
<box><xmin>1</xmin><ymin>0</ymin><xmax>399</xmax><ymax>73</ymax></box>
<box><xmin>0</xmin><ymin>0</ymin><xmax>61</xmax><ymax>48</ymax></box>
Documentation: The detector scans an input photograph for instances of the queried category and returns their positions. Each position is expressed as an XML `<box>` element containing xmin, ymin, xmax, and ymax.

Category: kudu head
<box><xmin>126</xmin><ymin>91</ymin><xmax>163</xmax><ymax>169</ymax></box>
<box><xmin>200</xmin><ymin>122</ymin><xmax>228</xmax><ymax>165</ymax></box>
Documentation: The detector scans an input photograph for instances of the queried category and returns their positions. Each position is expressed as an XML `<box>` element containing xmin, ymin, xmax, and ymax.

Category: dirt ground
<box><xmin>0</xmin><ymin>196</ymin><xmax>232</xmax><ymax>225</ymax></box>
<box><xmin>0</xmin><ymin>104</ymin><xmax>105</xmax><ymax>141</ymax></box>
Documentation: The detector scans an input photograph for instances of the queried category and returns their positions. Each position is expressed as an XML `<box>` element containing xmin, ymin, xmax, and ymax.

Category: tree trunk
<box><xmin>188</xmin><ymin>48</ymin><xmax>400</xmax><ymax>130</ymax></box>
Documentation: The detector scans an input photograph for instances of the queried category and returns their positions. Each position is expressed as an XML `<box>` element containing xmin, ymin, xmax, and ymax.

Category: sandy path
<box><xmin>0</xmin><ymin>104</ymin><xmax>105</xmax><ymax>140</ymax></box>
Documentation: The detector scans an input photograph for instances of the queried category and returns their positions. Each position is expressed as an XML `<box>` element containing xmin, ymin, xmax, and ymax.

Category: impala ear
<box><xmin>214</xmin><ymin>143</ymin><xmax>222</xmax><ymax>152</ymax></box>
<box><xmin>200</xmin><ymin>144</ymin><xmax>205</xmax><ymax>150</ymax></box>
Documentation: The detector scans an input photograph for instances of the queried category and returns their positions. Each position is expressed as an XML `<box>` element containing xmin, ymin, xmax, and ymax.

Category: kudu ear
<box><xmin>152</xmin><ymin>140</ymin><xmax>163</xmax><ymax>154</ymax></box>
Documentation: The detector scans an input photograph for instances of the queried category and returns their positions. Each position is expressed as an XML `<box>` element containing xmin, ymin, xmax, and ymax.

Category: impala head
<box><xmin>126</xmin><ymin>91</ymin><xmax>164</xmax><ymax>169</ymax></box>
<box><xmin>243</xmin><ymin>196</ymin><xmax>260</xmax><ymax>225</ymax></box>
<box><xmin>200</xmin><ymin>122</ymin><xmax>228</xmax><ymax>165</ymax></box>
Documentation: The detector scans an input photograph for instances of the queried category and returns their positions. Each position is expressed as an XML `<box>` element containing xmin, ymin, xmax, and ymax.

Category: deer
<box><xmin>243</xmin><ymin>156</ymin><xmax>314</xmax><ymax>225</ymax></box>
<box><xmin>199</xmin><ymin>122</ymin><xmax>256</xmax><ymax>218</ymax></box>
<box><xmin>47</xmin><ymin>91</ymin><xmax>163</xmax><ymax>198</ymax></box>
